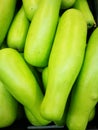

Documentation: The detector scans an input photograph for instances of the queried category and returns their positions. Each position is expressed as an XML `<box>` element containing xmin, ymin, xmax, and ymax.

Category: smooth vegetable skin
<box><xmin>73</xmin><ymin>0</ymin><xmax>96</xmax><ymax>28</ymax></box>
<box><xmin>0</xmin><ymin>0</ymin><xmax>17</xmax><ymax>46</ymax></box>
<box><xmin>61</xmin><ymin>0</ymin><xmax>76</xmax><ymax>9</ymax></box>
<box><xmin>7</xmin><ymin>6</ymin><xmax>30</xmax><ymax>52</ymax></box>
<box><xmin>24</xmin><ymin>0</ymin><xmax>62</xmax><ymax>67</ymax></box>
<box><xmin>42</xmin><ymin>66</ymin><xmax>68</xmax><ymax>126</ymax></box>
<box><xmin>42</xmin><ymin>66</ymin><xmax>95</xmax><ymax>124</ymax></box>
<box><xmin>0</xmin><ymin>81</ymin><xmax>18</xmax><ymax>128</ymax></box>
<box><xmin>42</xmin><ymin>66</ymin><xmax>69</xmax><ymax>126</ymax></box>
<box><xmin>22</xmin><ymin>0</ymin><xmax>41</xmax><ymax>21</ymax></box>
<box><xmin>0</xmin><ymin>48</ymin><xmax>50</xmax><ymax>126</ymax></box>
<box><xmin>40</xmin><ymin>8</ymin><xmax>87</xmax><ymax>121</ymax></box>
<box><xmin>66</xmin><ymin>27</ymin><xmax>98</xmax><ymax>130</ymax></box>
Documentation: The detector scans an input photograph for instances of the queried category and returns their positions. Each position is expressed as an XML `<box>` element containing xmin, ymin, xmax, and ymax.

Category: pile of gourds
<box><xmin>0</xmin><ymin>0</ymin><xmax>98</xmax><ymax>130</ymax></box>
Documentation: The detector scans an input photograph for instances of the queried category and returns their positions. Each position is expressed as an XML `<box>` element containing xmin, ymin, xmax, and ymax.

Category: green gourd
<box><xmin>0</xmin><ymin>81</ymin><xmax>18</xmax><ymax>128</ymax></box>
<box><xmin>73</xmin><ymin>0</ymin><xmax>96</xmax><ymax>28</ymax></box>
<box><xmin>42</xmin><ymin>66</ymin><xmax>95</xmax><ymax>125</ymax></box>
<box><xmin>24</xmin><ymin>0</ymin><xmax>62</xmax><ymax>67</ymax></box>
<box><xmin>0</xmin><ymin>48</ymin><xmax>50</xmax><ymax>126</ymax></box>
<box><xmin>66</xmin><ymin>27</ymin><xmax>98</xmax><ymax>130</ymax></box>
<box><xmin>7</xmin><ymin>6</ymin><xmax>30</xmax><ymax>52</ymax></box>
<box><xmin>0</xmin><ymin>0</ymin><xmax>17</xmax><ymax>46</ymax></box>
<box><xmin>40</xmin><ymin>8</ymin><xmax>87</xmax><ymax>121</ymax></box>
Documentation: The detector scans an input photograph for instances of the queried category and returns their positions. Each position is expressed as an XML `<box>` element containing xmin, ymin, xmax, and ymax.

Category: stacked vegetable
<box><xmin>0</xmin><ymin>0</ymin><xmax>97</xmax><ymax>130</ymax></box>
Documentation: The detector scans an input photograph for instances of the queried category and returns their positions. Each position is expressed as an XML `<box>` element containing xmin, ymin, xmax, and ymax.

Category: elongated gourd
<box><xmin>0</xmin><ymin>81</ymin><xmax>18</xmax><ymax>128</ymax></box>
<box><xmin>40</xmin><ymin>8</ymin><xmax>87</xmax><ymax>121</ymax></box>
<box><xmin>73</xmin><ymin>0</ymin><xmax>96</xmax><ymax>28</ymax></box>
<box><xmin>0</xmin><ymin>48</ymin><xmax>50</xmax><ymax>126</ymax></box>
<box><xmin>42</xmin><ymin>66</ymin><xmax>95</xmax><ymax>124</ymax></box>
<box><xmin>7</xmin><ymin>6</ymin><xmax>30</xmax><ymax>52</ymax></box>
<box><xmin>24</xmin><ymin>0</ymin><xmax>62</xmax><ymax>67</ymax></box>
<box><xmin>0</xmin><ymin>0</ymin><xmax>17</xmax><ymax>46</ymax></box>
<box><xmin>66</xmin><ymin>27</ymin><xmax>98</xmax><ymax>130</ymax></box>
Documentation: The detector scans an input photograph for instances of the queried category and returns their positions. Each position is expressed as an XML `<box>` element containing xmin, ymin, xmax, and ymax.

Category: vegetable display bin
<box><xmin>1</xmin><ymin>0</ymin><xmax>98</xmax><ymax>130</ymax></box>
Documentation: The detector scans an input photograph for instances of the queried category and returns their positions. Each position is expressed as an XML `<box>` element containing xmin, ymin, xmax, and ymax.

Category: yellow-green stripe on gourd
<box><xmin>66</xmin><ymin>27</ymin><xmax>98</xmax><ymax>130</ymax></box>
<box><xmin>0</xmin><ymin>48</ymin><xmax>50</xmax><ymax>126</ymax></box>
<box><xmin>40</xmin><ymin>8</ymin><xmax>87</xmax><ymax>121</ymax></box>
<box><xmin>0</xmin><ymin>0</ymin><xmax>17</xmax><ymax>46</ymax></box>
<box><xmin>24</xmin><ymin>0</ymin><xmax>62</xmax><ymax>67</ymax></box>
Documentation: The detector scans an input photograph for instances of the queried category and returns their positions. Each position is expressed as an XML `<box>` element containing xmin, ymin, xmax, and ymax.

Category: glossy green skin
<box><xmin>40</xmin><ymin>8</ymin><xmax>87</xmax><ymax>121</ymax></box>
<box><xmin>0</xmin><ymin>48</ymin><xmax>50</xmax><ymax>126</ymax></box>
<box><xmin>0</xmin><ymin>81</ymin><xmax>18</xmax><ymax>128</ymax></box>
<box><xmin>22</xmin><ymin>0</ymin><xmax>41</xmax><ymax>21</ymax></box>
<box><xmin>24</xmin><ymin>0</ymin><xmax>62</xmax><ymax>67</ymax></box>
<box><xmin>0</xmin><ymin>0</ymin><xmax>17</xmax><ymax>46</ymax></box>
<box><xmin>61</xmin><ymin>0</ymin><xmax>76</xmax><ymax>9</ymax></box>
<box><xmin>42</xmin><ymin>66</ymin><xmax>68</xmax><ymax>126</ymax></box>
<box><xmin>66</xmin><ymin>27</ymin><xmax>98</xmax><ymax>130</ymax></box>
<box><xmin>73</xmin><ymin>0</ymin><xmax>96</xmax><ymax>28</ymax></box>
<box><xmin>42</xmin><ymin>67</ymin><xmax>95</xmax><ymax>125</ymax></box>
<box><xmin>7</xmin><ymin>6</ymin><xmax>30</xmax><ymax>52</ymax></box>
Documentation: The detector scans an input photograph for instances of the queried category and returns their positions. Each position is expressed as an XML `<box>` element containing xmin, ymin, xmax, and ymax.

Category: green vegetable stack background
<box><xmin>0</xmin><ymin>0</ymin><xmax>97</xmax><ymax>129</ymax></box>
